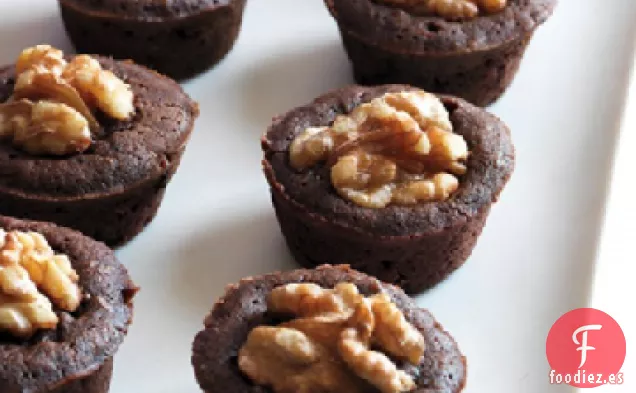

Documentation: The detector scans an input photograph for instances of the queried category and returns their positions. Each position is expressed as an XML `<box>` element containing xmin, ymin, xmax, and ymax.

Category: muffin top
<box><xmin>192</xmin><ymin>265</ymin><xmax>466</xmax><ymax>393</ymax></box>
<box><xmin>0</xmin><ymin>215</ymin><xmax>136</xmax><ymax>393</ymax></box>
<box><xmin>59</xmin><ymin>0</ymin><xmax>236</xmax><ymax>19</ymax></box>
<box><xmin>0</xmin><ymin>48</ymin><xmax>198</xmax><ymax>199</ymax></box>
<box><xmin>325</xmin><ymin>0</ymin><xmax>557</xmax><ymax>53</ymax></box>
<box><xmin>262</xmin><ymin>85</ymin><xmax>515</xmax><ymax>237</ymax></box>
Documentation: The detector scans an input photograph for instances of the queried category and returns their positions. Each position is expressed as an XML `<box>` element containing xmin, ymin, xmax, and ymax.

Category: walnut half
<box><xmin>0</xmin><ymin>45</ymin><xmax>135</xmax><ymax>156</ymax></box>
<box><xmin>239</xmin><ymin>282</ymin><xmax>426</xmax><ymax>393</ymax></box>
<box><xmin>0</xmin><ymin>228</ymin><xmax>81</xmax><ymax>338</ymax></box>
<box><xmin>289</xmin><ymin>90</ymin><xmax>469</xmax><ymax>208</ymax></box>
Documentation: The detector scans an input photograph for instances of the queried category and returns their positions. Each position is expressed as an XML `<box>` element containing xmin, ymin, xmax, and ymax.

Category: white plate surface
<box><xmin>0</xmin><ymin>0</ymin><xmax>634</xmax><ymax>392</ymax></box>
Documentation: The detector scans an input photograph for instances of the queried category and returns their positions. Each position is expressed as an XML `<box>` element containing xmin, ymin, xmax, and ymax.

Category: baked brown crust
<box><xmin>192</xmin><ymin>265</ymin><xmax>466</xmax><ymax>393</ymax></box>
<box><xmin>0</xmin><ymin>215</ymin><xmax>136</xmax><ymax>393</ymax></box>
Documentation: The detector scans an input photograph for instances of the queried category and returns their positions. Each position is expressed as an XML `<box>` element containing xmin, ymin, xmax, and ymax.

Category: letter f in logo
<box><xmin>573</xmin><ymin>325</ymin><xmax>603</xmax><ymax>368</ymax></box>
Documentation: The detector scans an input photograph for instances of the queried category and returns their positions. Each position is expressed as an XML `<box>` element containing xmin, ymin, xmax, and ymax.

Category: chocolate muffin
<box><xmin>325</xmin><ymin>0</ymin><xmax>557</xmax><ymax>106</ymax></box>
<box><xmin>262</xmin><ymin>85</ymin><xmax>514</xmax><ymax>293</ymax></box>
<box><xmin>192</xmin><ymin>265</ymin><xmax>466</xmax><ymax>393</ymax></box>
<box><xmin>58</xmin><ymin>0</ymin><xmax>247</xmax><ymax>80</ymax></box>
<box><xmin>0</xmin><ymin>215</ymin><xmax>137</xmax><ymax>393</ymax></box>
<box><xmin>0</xmin><ymin>45</ymin><xmax>198</xmax><ymax>246</ymax></box>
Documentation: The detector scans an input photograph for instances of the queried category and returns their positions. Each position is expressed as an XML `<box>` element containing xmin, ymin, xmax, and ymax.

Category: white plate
<box><xmin>0</xmin><ymin>0</ymin><xmax>634</xmax><ymax>392</ymax></box>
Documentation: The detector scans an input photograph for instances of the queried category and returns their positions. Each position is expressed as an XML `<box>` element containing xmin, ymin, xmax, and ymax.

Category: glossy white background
<box><xmin>0</xmin><ymin>0</ymin><xmax>634</xmax><ymax>392</ymax></box>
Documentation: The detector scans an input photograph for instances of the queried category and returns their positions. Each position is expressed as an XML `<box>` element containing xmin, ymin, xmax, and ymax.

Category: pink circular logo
<box><xmin>546</xmin><ymin>308</ymin><xmax>626</xmax><ymax>388</ymax></box>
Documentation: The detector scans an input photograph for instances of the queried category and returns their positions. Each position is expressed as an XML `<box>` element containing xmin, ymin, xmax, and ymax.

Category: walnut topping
<box><xmin>63</xmin><ymin>55</ymin><xmax>135</xmax><ymax>121</ymax></box>
<box><xmin>0</xmin><ymin>99</ymin><xmax>91</xmax><ymax>156</ymax></box>
<box><xmin>0</xmin><ymin>45</ymin><xmax>134</xmax><ymax>156</ymax></box>
<box><xmin>16</xmin><ymin>45</ymin><xmax>67</xmax><ymax>76</ymax></box>
<box><xmin>0</xmin><ymin>228</ymin><xmax>81</xmax><ymax>338</ymax></box>
<box><xmin>339</xmin><ymin>328</ymin><xmax>416</xmax><ymax>393</ymax></box>
<box><xmin>14</xmin><ymin>67</ymin><xmax>99</xmax><ymax>129</ymax></box>
<box><xmin>376</xmin><ymin>0</ymin><xmax>507</xmax><ymax>19</ymax></box>
<box><xmin>289</xmin><ymin>91</ymin><xmax>469</xmax><ymax>208</ymax></box>
<box><xmin>239</xmin><ymin>283</ymin><xmax>426</xmax><ymax>393</ymax></box>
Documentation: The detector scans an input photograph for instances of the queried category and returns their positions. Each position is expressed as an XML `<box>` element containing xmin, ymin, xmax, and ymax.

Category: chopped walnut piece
<box><xmin>268</xmin><ymin>282</ymin><xmax>362</xmax><ymax>317</ymax></box>
<box><xmin>16</xmin><ymin>45</ymin><xmax>67</xmax><ymax>76</ymax></box>
<box><xmin>0</xmin><ymin>99</ymin><xmax>31</xmax><ymax>140</ymax></box>
<box><xmin>290</xmin><ymin>90</ymin><xmax>469</xmax><ymax>208</ymax></box>
<box><xmin>331</xmin><ymin>151</ymin><xmax>397</xmax><ymax>208</ymax></box>
<box><xmin>0</xmin><ymin>228</ymin><xmax>82</xmax><ymax>338</ymax></box>
<box><xmin>14</xmin><ymin>68</ymin><xmax>99</xmax><ymax>130</ymax></box>
<box><xmin>382</xmin><ymin>91</ymin><xmax>452</xmax><ymax>133</ymax></box>
<box><xmin>331</xmin><ymin>151</ymin><xmax>398</xmax><ymax>190</ymax></box>
<box><xmin>0</xmin><ymin>293</ymin><xmax>58</xmax><ymax>338</ymax></box>
<box><xmin>289</xmin><ymin>126</ymin><xmax>335</xmax><ymax>169</ymax></box>
<box><xmin>376</xmin><ymin>0</ymin><xmax>507</xmax><ymax>19</ymax></box>
<box><xmin>63</xmin><ymin>55</ymin><xmax>134</xmax><ymax>121</ymax></box>
<box><xmin>427</xmin><ymin>126</ymin><xmax>468</xmax><ymax>163</ymax></box>
<box><xmin>426</xmin><ymin>0</ymin><xmax>479</xmax><ymax>19</ymax></box>
<box><xmin>370</xmin><ymin>294</ymin><xmax>426</xmax><ymax>364</ymax></box>
<box><xmin>478</xmin><ymin>0</ymin><xmax>507</xmax><ymax>14</ymax></box>
<box><xmin>239</xmin><ymin>282</ymin><xmax>426</xmax><ymax>393</ymax></box>
<box><xmin>391</xmin><ymin>172</ymin><xmax>460</xmax><ymax>205</ymax></box>
<box><xmin>281</xmin><ymin>316</ymin><xmax>350</xmax><ymax>352</ymax></box>
<box><xmin>0</xmin><ymin>99</ymin><xmax>92</xmax><ymax>156</ymax></box>
<box><xmin>242</xmin><ymin>326</ymin><xmax>321</xmax><ymax>367</ymax></box>
<box><xmin>340</xmin><ymin>328</ymin><xmax>417</xmax><ymax>393</ymax></box>
<box><xmin>239</xmin><ymin>326</ymin><xmax>366</xmax><ymax>393</ymax></box>
<box><xmin>269</xmin><ymin>283</ymin><xmax>345</xmax><ymax>316</ymax></box>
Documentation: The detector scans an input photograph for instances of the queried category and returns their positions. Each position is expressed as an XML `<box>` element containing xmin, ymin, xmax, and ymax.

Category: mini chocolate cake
<box><xmin>0</xmin><ymin>46</ymin><xmax>199</xmax><ymax>246</ymax></box>
<box><xmin>325</xmin><ymin>0</ymin><xmax>557</xmax><ymax>106</ymax></box>
<box><xmin>192</xmin><ymin>265</ymin><xmax>466</xmax><ymax>393</ymax></box>
<box><xmin>262</xmin><ymin>85</ymin><xmax>514</xmax><ymax>293</ymax></box>
<box><xmin>58</xmin><ymin>0</ymin><xmax>247</xmax><ymax>80</ymax></box>
<box><xmin>0</xmin><ymin>215</ymin><xmax>137</xmax><ymax>393</ymax></box>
